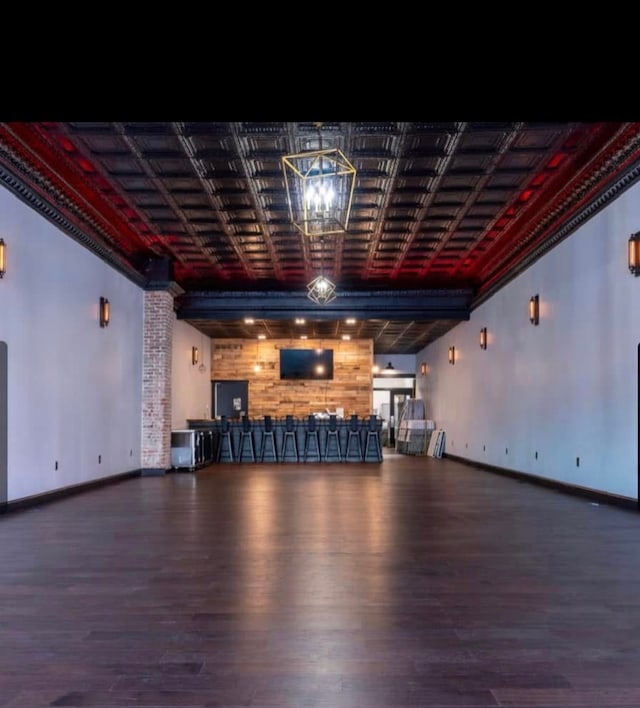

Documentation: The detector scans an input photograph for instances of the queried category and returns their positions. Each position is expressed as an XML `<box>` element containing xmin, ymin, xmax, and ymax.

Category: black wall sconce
<box><xmin>480</xmin><ymin>327</ymin><xmax>488</xmax><ymax>350</ymax></box>
<box><xmin>529</xmin><ymin>294</ymin><xmax>539</xmax><ymax>325</ymax></box>
<box><xmin>0</xmin><ymin>238</ymin><xmax>5</xmax><ymax>278</ymax></box>
<box><xmin>629</xmin><ymin>232</ymin><xmax>640</xmax><ymax>275</ymax></box>
<box><xmin>99</xmin><ymin>297</ymin><xmax>110</xmax><ymax>327</ymax></box>
<box><xmin>420</xmin><ymin>362</ymin><xmax>427</xmax><ymax>376</ymax></box>
<box><xmin>192</xmin><ymin>346</ymin><xmax>199</xmax><ymax>365</ymax></box>
<box><xmin>448</xmin><ymin>346</ymin><xmax>455</xmax><ymax>365</ymax></box>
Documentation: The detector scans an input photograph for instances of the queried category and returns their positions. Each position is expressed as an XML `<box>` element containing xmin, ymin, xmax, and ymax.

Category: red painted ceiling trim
<box><xmin>477</xmin><ymin>122</ymin><xmax>640</xmax><ymax>295</ymax></box>
<box><xmin>468</xmin><ymin>123</ymin><xmax>633</xmax><ymax>284</ymax></box>
<box><xmin>0</xmin><ymin>122</ymin><xmax>159</xmax><ymax>259</ymax></box>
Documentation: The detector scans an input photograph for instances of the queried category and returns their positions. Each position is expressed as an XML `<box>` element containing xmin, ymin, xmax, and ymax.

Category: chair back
<box><xmin>285</xmin><ymin>414</ymin><xmax>296</xmax><ymax>432</ymax></box>
<box><xmin>307</xmin><ymin>414</ymin><xmax>317</xmax><ymax>432</ymax></box>
<box><xmin>368</xmin><ymin>414</ymin><xmax>379</xmax><ymax>432</ymax></box>
<box><xmin>220</xmin><ymin>415</ymin><xmax>230</xmax><ymax>433</ymax></box>
<box><xmin>264</xmin><ymin>414</ymin><xmax>273</xmax><ymax>432</ymax></box>
<box><xmin>328</xmin><ymin>414</ymin><xmax>338</xmax><ymax>431</ymax></box>
<box><xmin>241</xmin><ymin>415</ymin><xmax>251</xmax><ymax>432</ymax></box>
<box><xmin>348</xmin><ymin>414</ymin><xmax>359</xmax><ymax>432</ymax></box>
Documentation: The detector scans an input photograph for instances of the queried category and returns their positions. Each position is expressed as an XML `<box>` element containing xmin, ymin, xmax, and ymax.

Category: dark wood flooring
<box><xmin>2</xmin><ymin>453</ymin><xmax>640</xmax><ymax>707</ymax></box>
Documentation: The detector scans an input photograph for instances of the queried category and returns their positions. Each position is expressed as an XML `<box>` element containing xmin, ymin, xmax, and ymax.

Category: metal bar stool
<box><xmin>259</xmin><ymin>415</ymin><xmax>278</xmax><ymax>462</ymax></box>
<box><xmin>238</xmin><ymin>415</ymin><xmax>255</xmax><ymax>462</ymax></box>
<box><xmin>216</xmin><ymin>415</ymin><xmax>235</xmax><ymax>462</ymax></box>
<box><xmin>281</xmin><ymin>414</ymin><xmax>299</xmax><ymax>462</ymax></box>
<box><xmin>303</xmin><ymin>414</ymin><xmax>321</xmax><ymax>461</ymax></box>
<box><xmin>364</xmin><ymin>414</ymin><xmax>382</xmax><ymax>462</ymax></box>
<box><xmin>345</xmin><ymin>414</ymin><xmax>363</xmax><ymax>461</ymax></box>
<box><xmin>324</xmin><ymin>414</ymin><xmax>342</xmax><ymax>462</ymax></box>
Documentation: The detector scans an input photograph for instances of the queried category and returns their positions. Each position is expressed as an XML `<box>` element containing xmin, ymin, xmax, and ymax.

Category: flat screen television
<box><xmin>279</xmin><ymin>348</ymin><xmax>334</xmax><ymax>380</ymax></box>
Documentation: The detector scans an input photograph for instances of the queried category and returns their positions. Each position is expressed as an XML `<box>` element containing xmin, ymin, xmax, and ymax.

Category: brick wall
<box><xmin>211</xmin><ymin>338</ymin><xmax>373</xmax><ymax>417</ymax></box>
<box><xmin>142</xmin><ymin>291</ymin><xmax>174</xmax><ymax>471</ymax></box>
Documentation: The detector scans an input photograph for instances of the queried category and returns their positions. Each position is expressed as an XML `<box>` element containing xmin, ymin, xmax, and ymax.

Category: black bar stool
<box><xmin>324</xmin><ymin>414</ymin><xmax>342</xmax><ymax>462</ymax></box>
<box><xmin>281</xmin><ymin>414</ymin><xmax>299</xmax><ymax>462</ymax></box>
<box><xmin>238</xmin><ymin>415</ymin><xmax>255</xmax><ymax>462</ymax></box>
<box><xmin>303</xmin><ymin>414</ymin><xmax>321</xmax><ymax>461</ymax></box>
<box><xmin>216</xmin><ymin>415</ymin><xmax>235</xmax><ymax>462</ymax></box>
<box><xmin>364</xmin><ymin>414</ymin><xmax>382</xmax><ymax>462</ymax></box>
<box><xmin>259</xmin><ymin>415</ymin><xmax>278</xmax><ymax>462</ymax></box>
<box><xmin>345</xmin><ymin>414</ymin><xmax>363</xmax><ymax>461</ymax></box>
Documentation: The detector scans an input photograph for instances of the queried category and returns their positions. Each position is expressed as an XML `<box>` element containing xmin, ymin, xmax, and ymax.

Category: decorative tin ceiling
<box><xmin>1</xmin><ymin>121</ymin><xmax>639</xmax><ymax>352</ymax></box>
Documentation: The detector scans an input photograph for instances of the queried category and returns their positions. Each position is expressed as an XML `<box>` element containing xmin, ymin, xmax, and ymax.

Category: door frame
<box><xmin>388</xmin><ymin>388</ymin><xmax>414</xmax><ymax>446</ymax></box>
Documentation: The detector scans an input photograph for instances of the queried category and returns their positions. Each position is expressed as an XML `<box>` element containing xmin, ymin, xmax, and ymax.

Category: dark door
<box><xmin>213</xmin><ymin>380</ymin><xmax>249</xmax><ymax>419</ymax></box>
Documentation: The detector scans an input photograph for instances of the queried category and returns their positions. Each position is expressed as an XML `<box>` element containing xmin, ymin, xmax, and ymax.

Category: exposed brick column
<box><xmin>141</xmin><ymin>289</ymin><xmax>175</xmax><ymax>475</ymax></box>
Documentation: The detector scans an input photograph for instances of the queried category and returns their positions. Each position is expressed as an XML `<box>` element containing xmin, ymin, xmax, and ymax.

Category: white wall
<box><xmin>171</xmin><ymin>319</ymin><xmax>211</xmax><ymax>428</ymax></box>
<box><xmin>0</xmin><ymin>186</ymin><xmax>144</xmax><ymax>502</ymax></box>
<box><xmin>374</xmin><ymin>354</ymin><xmax>416</xmax><ymax>374</ymax></box>
<box><xmin>416</xmin><ymin>180</ymin><xmax>640</xmax><ymax>500</ymax></box>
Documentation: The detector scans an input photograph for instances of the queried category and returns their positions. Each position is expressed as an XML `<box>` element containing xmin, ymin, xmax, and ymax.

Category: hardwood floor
<box><xmin>1</xmin><ymin>453</ymin><xmax>640</xmax><ymax>707</ymax></box>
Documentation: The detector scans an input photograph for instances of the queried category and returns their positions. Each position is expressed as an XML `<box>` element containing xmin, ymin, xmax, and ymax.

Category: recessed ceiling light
<box><xmin>345</xmin><ymin>317</ymin><xmax>356</xmax><ymax>325</ymax></box>
<box><xmin>300</xmin><ymin>335</ymin><xmax>308</xmax><ymax>340</ymax></box>
<box><xmin>342</xmin><ymin>334</ymin><xmax>351</xmax><ymax>340</ymax></box>
<box><xmin>257</xmin><ymin>334</ymin><xmax>266</xmax><ymax>340</ymax></box>
<box><xmin>244</xmin><ymin>317</ymin><xmax>255</xmax><ymax>324</ymax></box>
<box><xmin>295</xmin><ymin>317</ymin><xmax>306</xmax><ymax>325</ymax></box>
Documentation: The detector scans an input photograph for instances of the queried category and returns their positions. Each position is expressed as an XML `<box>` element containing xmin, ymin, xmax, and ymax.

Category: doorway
<box><xmin>389</xmin><ymin>388</ymin><xmax>414</xmax><ymax>447</ymax></box>
<box><xmin>373</xmin><ymin>385</ymin><xmax>414</xmax><ymax>447</ymax></box>
<box><xmin>213</xmin><ymin>380</ymin><xmax>249</xmax><ymax>419</ymax></box>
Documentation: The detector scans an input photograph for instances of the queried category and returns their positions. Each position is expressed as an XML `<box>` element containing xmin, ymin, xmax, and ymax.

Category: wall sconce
<box><xmin>480</xmin><ymin>327</ymin><xmax>488</xmax><ymax>350</ymax></box>
<box><xmin>529</xmin><ymin>294</ymin><xmax>539</xmax><ymax>325</ymax></box>
<box><xmin>0</xmin><ymin>238</ymin><xmax>5</xmax><ymax>278</ymax></box>
<box><xmin>420</xmin><ymin>362</ymin><xmax>427</xmax><ymax>376</ymax></box>
<box><xmin>99</xmin><ymin>297</ymin><xmax>110</xmax><ymax>327</ymax></box>
<box><xmin>192</xmin><ymin>346</ymin><xmax>199</xmax><ymax>365</ymax></box>
<box><xmin>448</xmin><ymin>346</ymin><xmax>456</xmax><ymax>365</ymax></box>
<box><xmin>629</xmin><ymin>232</ymin><xmax>640</xmax><ymax>275</ymax></box>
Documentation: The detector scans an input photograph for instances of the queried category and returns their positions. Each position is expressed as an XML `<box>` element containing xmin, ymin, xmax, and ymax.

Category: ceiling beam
<box><xmin>176</xmin><ymin>289</ymin><xmax>472</xmax><ymax>322</ymax></box>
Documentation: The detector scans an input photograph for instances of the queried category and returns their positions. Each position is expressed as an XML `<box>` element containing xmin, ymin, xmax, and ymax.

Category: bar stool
<box><xmin>259</xmin><ymin>415</ymin><xmax>278</xmax><ymax>462</ymax></box>
<box><xmin>238</xmin><ymin>415</ymin><xmax>256</xmax><ymax>462</ymax></box>
<box><xmin>216</xmin><ymin>415</ymin><xmax>235</xmax><ymax>462</ymax></box>
<box><xmin>281</xmin><ymin>414</ymin><xmax>299</xmax><ymax>462</ymax></box>
<box><xmin>324</xmin><ymin>414</ymin><xmax>342</xmax><ymax>462</ymax></box>
<box><xmin>345</xmin><ymin>414</ymin><xmax>363</xmax><ymax>461</ymax></box>
<box><xmin>303</xmin><ymin>414</ymin><xmax>321</xmax><ymax>462</ymax></box>
<box><xmin>364</xmin><ymin>414</ymin><xmax>382</xmax><ymax>462</ymax></box>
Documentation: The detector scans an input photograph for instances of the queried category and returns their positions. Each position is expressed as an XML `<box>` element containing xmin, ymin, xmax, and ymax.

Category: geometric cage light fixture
<box><xmin>306</xmin><ymin>232</ymin><xmax>337</xmax><ymax>306</ymax></box>
<box><xmin>307</xmin><ymin>274</ymin><xmax>337</xmax><ymax>305</ymax></box>
<box><xmin>282</xmin><ymin>123</ymin><xmax>357</xmax><ymax>239</ymax></box>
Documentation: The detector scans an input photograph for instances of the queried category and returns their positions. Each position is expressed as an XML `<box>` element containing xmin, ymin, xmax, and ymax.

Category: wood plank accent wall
<box><xmin>211</xmin><ymin>339</ymin><xmax>373</xmax><ymax>418</ymax></box>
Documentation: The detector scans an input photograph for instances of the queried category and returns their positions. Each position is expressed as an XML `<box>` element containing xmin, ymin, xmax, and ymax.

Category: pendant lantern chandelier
<box><xmin>282</xmin><ymin>122</ymin><xmax>356</xmax><ymax>238</ymax></box>
<box><xmin>306</xmin><ymin>234</ymin><xmax>336</xmax><ymax>305</ymax></box>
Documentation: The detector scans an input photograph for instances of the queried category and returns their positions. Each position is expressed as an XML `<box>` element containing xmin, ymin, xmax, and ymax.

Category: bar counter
<box><xmin>182</xmin><ymin>415</ymin><xmax>383</xmax><ymax>465</ymax></box>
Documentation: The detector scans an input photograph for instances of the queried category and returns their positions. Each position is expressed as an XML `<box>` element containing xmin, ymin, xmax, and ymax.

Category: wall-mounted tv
<box><xmin>279</xmin><ymin>348</ymin><xmax>334</xmax><ymax>380</ymax></box>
